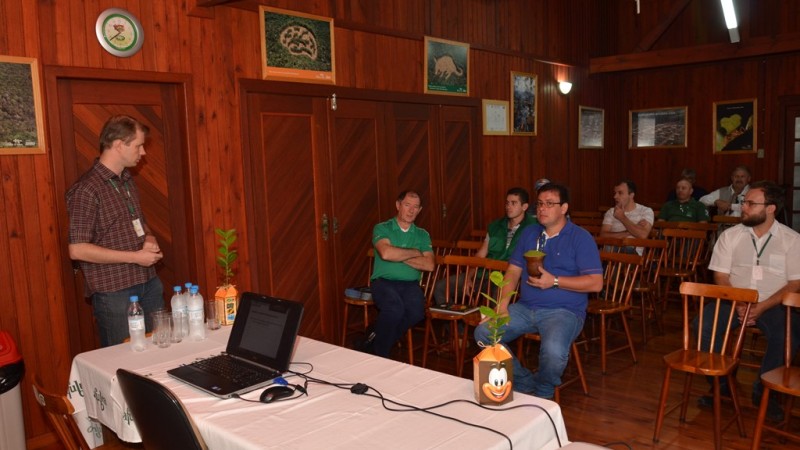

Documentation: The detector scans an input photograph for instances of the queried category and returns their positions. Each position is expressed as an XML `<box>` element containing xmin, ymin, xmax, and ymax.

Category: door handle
<box><xmin>333</xmin><ymin>216</ymin><xmax>339</xmax><ymax>234</ymax></box>
<box><xmin>321</xmin><ymin>214</ymin><xmax>329</xmax><ymax>241</ymax></box>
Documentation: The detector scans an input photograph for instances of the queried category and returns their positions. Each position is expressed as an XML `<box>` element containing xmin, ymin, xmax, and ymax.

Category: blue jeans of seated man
<box><xmin>474</xmin><ymin>303</ymin><xmax>584</xmax><ymax>399</ymax></box>
<box><xmin>92</xmin><ymin>277</ymin><xmax>164</xmax><ymax>347</ymax></box>
<box><xmin>370</xmin><ymin>278</ymin><xmax>425</xmax><ymax>358</ymax></box>
<box><xmin>694</xmin><ymin>301</ymin><xmax>800</xmax><ymax>394</ymax></box>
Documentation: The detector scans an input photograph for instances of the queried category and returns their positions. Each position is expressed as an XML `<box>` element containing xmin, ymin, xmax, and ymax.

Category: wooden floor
<box><xmin>363</xmin><ymin>304</ymin><xmax>800</xmax><ymax>450</ymax></box>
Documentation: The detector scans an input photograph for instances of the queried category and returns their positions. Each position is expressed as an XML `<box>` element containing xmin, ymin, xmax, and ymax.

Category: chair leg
<box><xmin>340</xmin><ymin>304</ymin><xmax>350</xmax><ymax>346</ymax></box>
<box><xmin>653</xmin><ymin>366</ymin><xmax>673</xmax><ymax>443</ymax></box>
<box><xmin>422</xmin><ymin>317</ymin><xmax>432</xmax><ymax>368</ymax></box>
<box><xmin>621</xmin><ymin>314</ymin><xmax>637</xmax><ymax>364</ymax></box>
<box><xmin>639</xmin><ymin>294</ymin><xmax>648</xmax><ymax>345</ymax></box>
<box><xmin>679</xmin><ymin>372</ymin><xmax>694</xmax><ymax>422</ymax></box>
<box><xmin>572</xmin><ymin>343</ymin><xmax>589</xmax><ymax>395</ymax></box>
<box><xmin>751</xmin><ymin>387</ymin><xmax>771</xmax><ymax>450</ymax></box>
<box><xmin>712</xmin><ymin>378</ymin><xmax>723</xmax><ymax>450</ymax></box>
<box><xmin>728</xmin><ymin>373</ymin><xmax>746</xmax><ymax>438</ymax></box>
<box><xmin>406</xmin><ymin>329</ymin><xmax>414</xmax><ymax>366</ymax></box>
<box><xmin>600</xmin><ymin>313</ymin><xmax>607</xmax><ymax>374</ymax></box>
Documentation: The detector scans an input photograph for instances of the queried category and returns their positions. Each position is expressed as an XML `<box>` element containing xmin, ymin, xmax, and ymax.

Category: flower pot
<box><xmin>473</xmin><ymin>344</ymin><xmax>514</xmax><ymax>405</ymax></box>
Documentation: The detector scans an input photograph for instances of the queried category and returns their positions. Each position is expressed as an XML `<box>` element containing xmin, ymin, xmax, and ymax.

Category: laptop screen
<box><xmin>226</xmin><ymin>293</ymin><xmax>304</xmax><ymax>371</ymax></box>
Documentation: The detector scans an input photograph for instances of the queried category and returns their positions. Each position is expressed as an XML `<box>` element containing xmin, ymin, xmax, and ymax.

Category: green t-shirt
<box><xmin>371</xmin><ymin>218</ymin><xmax>432</xmax><ymax>282</ymax></box>
<box><xmin>658</xmin><ymin>198</ymin><xmax>710</xmax><ymax>222</ymax></box>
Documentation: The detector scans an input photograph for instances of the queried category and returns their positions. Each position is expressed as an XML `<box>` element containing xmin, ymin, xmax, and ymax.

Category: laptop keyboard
<box><xmin>192</xmin><ymin>355</ymin><xmax>278</xmax><ymax>386</ymax></box>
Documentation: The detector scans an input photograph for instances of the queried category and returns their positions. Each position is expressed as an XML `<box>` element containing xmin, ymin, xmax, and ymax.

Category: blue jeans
<box><xmin>696</xmin><ymin>301</ymin><xmax>800</xmax><ymax>391</ymax></box>
<box><xmin>370</xmin><ymin>278</ymin><xmax>425</xmax><ymax>358</ymax></box>
<box><xmin>92</xmin><ymin>277</ymin><xmax>164</xmax><ymax>347</ymax></box>
<box><xmin>474</xmin><ymin>303</ymin><xmax>584</xmax><ymax>399</ymax></box>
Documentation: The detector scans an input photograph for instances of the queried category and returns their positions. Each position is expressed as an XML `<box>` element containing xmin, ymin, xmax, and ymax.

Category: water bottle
<box><xmin>187</xmin><ymin>285</ymin><xmax>206</xmax><ymax>341</ymax></box>
<box><xmin>170</xmin><ymin>286</ymin><xmax>186</xmax><ymax>341</ymax></box>
<box><xmin>127</xmin><ymin>296</ymin><xmax>146</xmax><ymax>352</ymax></box>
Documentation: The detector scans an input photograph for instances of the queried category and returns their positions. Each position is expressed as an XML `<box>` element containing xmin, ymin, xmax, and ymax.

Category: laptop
<box><xmin>167</xmin><ymin>292</ymin><xmax>304</xmax><ymax>398</ymax></box>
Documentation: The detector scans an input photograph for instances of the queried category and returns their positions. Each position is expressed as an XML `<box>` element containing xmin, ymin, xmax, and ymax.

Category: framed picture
<box><xmin>510</xmin><ymin>71</ymin><xmax>537</xmax><ymax>136</ymax></box>
<box><xmin>259</xmin><ymin>6</ymin><xmax>335</xmax><ymax>84</ymax></box>
<box><xmin>423</xmin><ymin>36</ymin><xmax>469</xmax><ymax>96</ymax></box>
<box><xmin>578</xmin><ymin>106</ymin><xmax>604</xmax><ymax>148</ymax></box>
<box><xmin>713</xmin><ymin>98</ymin><xmax>757</xmax><ymax>154</ymax></box>
<box><xmin>0</xmin><ymin>55</ymin><xmax>46</xmax><ymax>155</ymax></box>
<box><xmin>629</xmin><ymin>106</ymin><xmax>687</xmax><ymax>148</ymax></box>
<box><xmin>482</xmin><ymin>99</ymin><xmax>509</xmax><ymax>135</ymax></box>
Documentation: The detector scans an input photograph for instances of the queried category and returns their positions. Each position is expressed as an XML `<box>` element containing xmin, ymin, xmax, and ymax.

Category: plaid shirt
<box><xmin>66</xmin><ymin>159</ymin><xmax>156</xmax><ymax>295</ymax></box>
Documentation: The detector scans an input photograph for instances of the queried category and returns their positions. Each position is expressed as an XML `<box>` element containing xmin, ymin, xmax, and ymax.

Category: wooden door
<box><xmin>242</xmin><ymin>92</ymin><xmax>331</xmax><ymax>340</ymax></box>
<box><xmin>50</xmin><ymin>75</ymin><xmax>197</xmax><ymax>354</ymax></box>
<box><xmin>327</xmin><ymin>98</ymin><xmax>384</xmax><ymax>337</ymax></box>
<box><xmin>437</xmin><ymin>105</ymin><xmax>480</xmax><ymax>241</ymax></box>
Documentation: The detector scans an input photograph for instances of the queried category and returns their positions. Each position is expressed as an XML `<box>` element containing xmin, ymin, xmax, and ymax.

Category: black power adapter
<box><xmin>350</xmin><ymin>383</ymin><xmax>368</xmax><ymax>395</ymax></box>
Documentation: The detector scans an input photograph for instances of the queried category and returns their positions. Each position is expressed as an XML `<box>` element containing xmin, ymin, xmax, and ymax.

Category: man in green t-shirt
<box><xmin>433</xmin><ymin>187</ymin><xmax>537</xmax><ymax>305</ymax></box>
<box><xmin>369</xmin><ymin>191</ymin><xmax>434</xmax><ymax>357</ymax></box>
<box><xmin>659</xmin><ymin>178</ymin><xmax>710</xmax><ymax>222</ymax></box>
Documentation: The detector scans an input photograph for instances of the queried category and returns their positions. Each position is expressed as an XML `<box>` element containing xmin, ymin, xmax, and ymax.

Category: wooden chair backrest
<box><xmin>594</xmin><ymin>236</ymin><xmax>625</xmax><ymax>252</ymax></box>
<box><xmin>469</xmin><ymin>229</ymin><xmax>487</xmax><ymax>240</ymax></box>
<box><xmin>780</xmin><ymin>292</ymin><xmax>800</xmax><ymax>367</ymax></box>
<box><xmin>712</xmin><ymin>215</ymin><xmax>742</xmax><ymax>225</ymax></box>
<box><xmin>32</xmin><ymin>377</ymin><xmax>91</xmax><ymax>450</ymax></box>
<box><xmin>582</xmin><ymin>224</ymin><xmax>602</xmax><ymax>237</ymax></box>
<box><xmin>661</xmin><ymin>228</ymin><xmax>707</xmax><ymax>272</ymax></box>
<box><xmin>596</xmin><ymin>251</ymin><xmax>642</xmax><ymax>307</ymax></box>
<box><xmin>431</xmin><ymin>239</ymin><xmax>457</xmax><ymax>257</ymax></box>
<box><xmin>623</xmin><ymin>237</ymin><xmax>667</xmax><ymax>285</ymax></box>
<box><xmin>455</xmin><ymin>239</ymin><xmax>484</xmax><ymax>255</ymax></box>
<box><xmin>679</xmin><ymin>282</ymin><xmax>758</xmax><ymax>355</ymax></box>
<box><xmin>369</xmin><ymin>247</ymin><xmax>444</xmax><ymax>307</ymax></box>
<box><xmin>571</xmin><ymin>216</ymin><xmax>603</xmax><ymax>226</ymax></box>
<box><xmin>440</xmin><ymin>255</ymin><xmax>509</xmax><ymax>307</ymax></box>
<box><xmin>570</xmin><ymin>210</ymin><xmax>604</xmax><ymax>219</ymax></box>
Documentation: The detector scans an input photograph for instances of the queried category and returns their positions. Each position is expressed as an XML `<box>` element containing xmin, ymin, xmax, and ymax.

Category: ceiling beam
<box><xmin>634</xmin><ymin>0</ymin><xmax>691</xmax><ymax>52</ymax></box>
<box><xmin>590</xmin><ymin>32</ymin><xmax>800</xmax><ymax>74</ymax></box>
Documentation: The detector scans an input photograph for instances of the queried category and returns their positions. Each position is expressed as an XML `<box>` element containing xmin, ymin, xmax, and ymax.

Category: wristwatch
<box><xmin>553</xmin><ymin>276</ymin><xmax>559</xmax><ymax>289</ymax></box>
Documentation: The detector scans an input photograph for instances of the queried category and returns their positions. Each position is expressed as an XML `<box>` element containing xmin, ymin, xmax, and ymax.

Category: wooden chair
<box><xmin>623</xmin><ymin>237</ymin><xmax>667</xmax><ymax>344</ymax></box>
<box><xmin>653</xmin><ymin>282</ymin><xmax>759</xmax><ymax>450</ymax></box>
<box><xmin>571</xmin><ymin>210</ymin><xmax>604</xmax><ymax>220</ymax></box>
<box><xmin>712</xmin><ymin>215</ymin><xmax>742</xmax><ymax>225</ymax></box>
<box><xmin>31</xmin><ymin>376</ymin><xmax>99</xmax><ymax>450</ymax></box>
<box><xmin>468</xmin><ymin>229</ymin><xmax>487</xmax><ymax>240</ymax></box>
<box><xmin>653</xmin><ymin>221</ymin><xmax>719</xmax><ymax>281</ymax></box>
<box><xmin>421</xmin><ymin>255</ymin><xmax>507</xmax><ymax>376</ymax></box>
<box><xmin>455</xmin><ymin>239</ymin><xmax>484</xmax><ymax>255</ymax></box>
<box><xmin>586</xmin><ymin>251</ymin><xmax>642</xmax><ymax>374</ymax></box>
<box><xmin>750</xmin><ymin>291</ymin><xmax>800</xmax><ymax>449</ymax></box>
<box><xmin>431</xmin><ymin>239</ymin><xmax>458</xmax><ymax>256</ymax></box>
<box><xmin>341</xmin><ymin>248</ymin><xmax>377</xmax><ymax>347</ymax></box>
<box><xmin>582</xmin><ymin>224</ymin><xmax>602</xmax><ymax>237</ymax></box>
<box><xmin>516</xmin><ymin>333</ymin><xmax>589</xmax><ymax>404</ymax></box>
<box><xmin>659</xmin><ymin>228</ymin><xmax>707</xmax><ymax>308</ymax></box>
<box><xmin>593</xmin><ymin>236</ymin><xmax>625</xmax><ymax>252</ymax></box>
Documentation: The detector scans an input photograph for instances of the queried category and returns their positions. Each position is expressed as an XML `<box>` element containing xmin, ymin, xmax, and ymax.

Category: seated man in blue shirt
<box><xmin>474</xmin><ymin>183</ymin><xmax>603</xmax><ymax>399</ymax></box>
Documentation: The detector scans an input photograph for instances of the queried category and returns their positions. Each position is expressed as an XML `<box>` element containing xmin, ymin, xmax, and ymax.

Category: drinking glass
<box><xmin>206</xmin><ymin>300</ymin><xmax>221</xmax><ymax>330</ymax></box>
<box><xmin>170</xmin><ymin>310</ymin><xmax>186</xmax><ymax>343</ymax></box>
<box><xmin>152</xmin><ymin>311</ymin><xmax>172</xmax><ymax>348</ymax></box>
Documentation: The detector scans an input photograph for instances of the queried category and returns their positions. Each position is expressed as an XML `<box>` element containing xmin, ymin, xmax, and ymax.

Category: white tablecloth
<box><xmin>70</xmin><ymin>327</ymin><xmax>570</xmax><ymax>449</ymax></box>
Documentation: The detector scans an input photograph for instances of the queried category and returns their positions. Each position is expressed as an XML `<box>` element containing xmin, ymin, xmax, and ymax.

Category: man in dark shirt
<box><xmin>67</xmin><ymin>115</ymin><xmax>164</xmax><ymax>347</ymax></box>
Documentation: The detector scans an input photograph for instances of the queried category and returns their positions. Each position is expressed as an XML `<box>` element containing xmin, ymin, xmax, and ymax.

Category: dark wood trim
<box><xmin>591</xmin><ymin>31</ymin><xmax>800</xmax><ymax>73</ymax></box>
<box><xmin>634</xmin><ymin>0</ymin><xmax>691</xmax><ymax>52</ymax></box>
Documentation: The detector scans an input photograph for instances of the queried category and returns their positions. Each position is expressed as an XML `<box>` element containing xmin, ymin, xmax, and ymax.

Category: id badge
<box><xmin>132</xmin><ymin>218</ymin><xmax>145</xmax><ymax>237</ymax></box>
<box><xmin>752</xmin><ymin>265</ymin><xmax>763</xmax><ymax>281</ymax></box>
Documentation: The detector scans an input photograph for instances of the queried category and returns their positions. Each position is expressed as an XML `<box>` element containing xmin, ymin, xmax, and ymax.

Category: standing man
<box><xmin>474</xmin><ymin>183</ymin><xmax>603</xmax><ymax>399</ymax></box>
<box><xmin>433</xmin><ymin>187</ymin><xmax>537</xmax><ymax>306</ymax></box>
<box><xmin>658</xmin><ymin>178</ymin><xmax>710</xmax><ymax>222</ymax></box>
<box><xmin>699</xmin><ymin>165</ymin><xmax>751</xmax><ymax>217</ymax></box>
<box><xmin>697</xmin><ymin>181</ymin><xmax>800</xmax><ymax>421</ymax></box>
<box><xmin>370</xmin><ymin>191</ymin><xmax>435</xmax><ymax>358</ymax></box>
<box><xmin>67</xmin><ymin>115</ymin><xmax>164</xmax><ymax>347</ymax></box>
<box><xmin>600</xmin><ymin>180</ymin><xmax>654</xmax><ymax>240</ymax></box>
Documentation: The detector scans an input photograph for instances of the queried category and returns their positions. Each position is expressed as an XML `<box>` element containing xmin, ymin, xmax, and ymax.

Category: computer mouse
<box><xmin>259</xmin><ymin>385</ymin><xmax>294</xmax><ymax>403</ymax></box>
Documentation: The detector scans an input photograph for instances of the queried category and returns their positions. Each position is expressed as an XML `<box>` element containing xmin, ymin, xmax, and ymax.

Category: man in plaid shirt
<box><xmin>67</xmin><ymin>115</ymin><xmax>164</xmax><ymax>347</ymax></box>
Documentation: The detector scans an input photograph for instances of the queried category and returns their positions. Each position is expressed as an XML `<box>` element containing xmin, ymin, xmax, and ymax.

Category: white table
<box><xmin>70</xmin><ymin>327</ymin><xmax>570</xmax><ymax>449</ymax></box>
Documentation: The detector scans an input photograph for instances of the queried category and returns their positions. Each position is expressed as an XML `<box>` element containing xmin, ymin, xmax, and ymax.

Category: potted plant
<box><xmin>472</xmin><ymin>270</ymin><xmax>515</xmax><ymax>405</ymax></box>
<box><xmin>214</xmin><ymin>228</ymin><xmax>239</xmax><ymax>325</ymax></box>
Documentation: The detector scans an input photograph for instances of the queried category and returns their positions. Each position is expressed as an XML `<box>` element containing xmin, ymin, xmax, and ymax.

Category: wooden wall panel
<box><xmin>7</xmin><ymin>0</ymin><xmax>800</xmax><ymax>445</ymax></box>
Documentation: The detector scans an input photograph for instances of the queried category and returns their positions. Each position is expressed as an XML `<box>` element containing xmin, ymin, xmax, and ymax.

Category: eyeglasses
<box><xmin>535</xmin><ymin>201</ymin><xmax>563</xmax><ymax>209</ymax></box>
<box><xmin>741</xmin><ymin>200</ymin><xmax>772</xmax><ymax>208</ymax></box>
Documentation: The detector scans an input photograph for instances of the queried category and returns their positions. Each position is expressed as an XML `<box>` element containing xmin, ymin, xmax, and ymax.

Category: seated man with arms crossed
<box><xmin>474</xmin><ymin>183</ymin><xmax>603</xmax><ymax>399</ymax></box>
<box><xmin>433</xmin><ymin>187</ymin><xmax>537</xmax><ymax>306</ymax></box>
<box><xmin>369</xmin><ymin>191</ymin><xmax>435</xmax><ymax>358</ymax></box>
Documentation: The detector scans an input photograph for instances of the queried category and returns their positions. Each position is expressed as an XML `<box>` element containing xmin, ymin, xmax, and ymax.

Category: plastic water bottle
<box><xmin>187</xmin><ymin>285</ymin><xmax>205</xmax><ymax>341</ymax></box>
<box><xmin>170</xmin><ymin>285</ymin><xmax>186</xmax><ymax>340</ymax></box>
<box><xmin>127</xmin><ymin>296</ymin><xmax>146</xmax><ymax>352</ymax></box>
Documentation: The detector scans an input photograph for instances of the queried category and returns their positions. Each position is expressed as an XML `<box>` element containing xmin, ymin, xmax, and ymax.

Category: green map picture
<box><xmin>264</xmin><ymin>11</ymin><xmax>333</xmax><ymax>72</ymax></box>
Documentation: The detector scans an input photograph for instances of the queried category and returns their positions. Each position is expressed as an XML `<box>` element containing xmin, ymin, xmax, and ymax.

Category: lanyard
<box><xmin>108</xmin><ymin>178</ymin><xmax>136</xmax><ymax>218</ymax></box>
<box><xmin>750</xmin><ymin>234</ymin><xmax>773</xmax><ymax>266</ymax></box>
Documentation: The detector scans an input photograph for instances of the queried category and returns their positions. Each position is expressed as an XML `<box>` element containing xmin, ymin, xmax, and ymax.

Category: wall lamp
<box><xmin>558</xmin><ymin>81</ymin><xmax>573</xmax><ymax>95</ymax></box>
<box><xmin>720</xmin><ymin>0</ymin><xmax>740</xmax><ymax>43</ymax></box>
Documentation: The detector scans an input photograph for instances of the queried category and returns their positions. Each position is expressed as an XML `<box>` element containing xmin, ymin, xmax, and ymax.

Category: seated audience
<box><xmin>659</xmin><ymin>178</ymin><xmax>710</xmax><ymax>222</ymax></box>
<box><xmin>699</xmin><ymin>165</ymin><xmax>751</xmax><ymax>217</ymax></box>
<box><xmin>667</xmin><ymin>168</ymin><xmax>708</xmax><ymax>201</ymax></box>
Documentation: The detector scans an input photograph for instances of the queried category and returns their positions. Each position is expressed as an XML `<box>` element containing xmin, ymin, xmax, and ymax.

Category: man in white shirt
<box><xmin>699</xmin><ymin>165</ymin><xmax>751</xmax><ymax>217</ymax></box>
<box><xmin>697</xmin><ymin>180</ymin><xmax>800</xmax><ymax>421</ymax></box>
<box><xmin>600</xmin><ymin>180</ymin><xmax>654</xmax><ymax>242</ymax></box>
